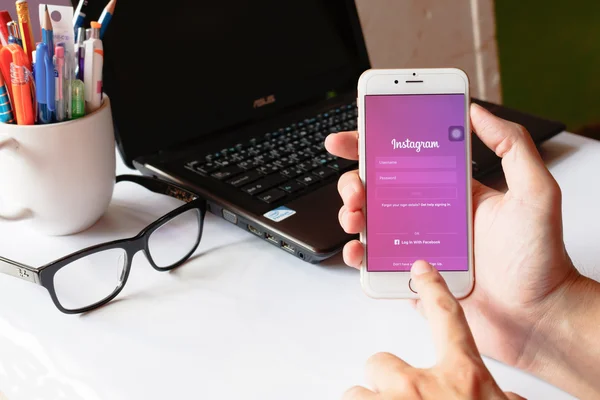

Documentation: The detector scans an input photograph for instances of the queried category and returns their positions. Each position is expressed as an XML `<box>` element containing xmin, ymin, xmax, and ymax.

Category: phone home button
<box><xmin>408</xmin><ymin>279</ymin><xmax>417</xmax><ymax>294</ymax></box>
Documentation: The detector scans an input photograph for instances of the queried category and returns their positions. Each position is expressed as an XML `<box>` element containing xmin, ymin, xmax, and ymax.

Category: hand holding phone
<box><xmin>325</xmin><ymin>88</ymin><xmax>586</xmax><ymax>397</ymax></box>
<box><xmin>357</xmin><ymin>68</ymin><xmax>473</xmax><ymax>298</ymax></box>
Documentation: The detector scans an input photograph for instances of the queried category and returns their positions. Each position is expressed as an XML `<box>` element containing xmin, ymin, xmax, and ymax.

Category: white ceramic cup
<box><xmin>0</xmin><ymin>95</ymin><xmax>116</xmax><ymax>235</ymax></box>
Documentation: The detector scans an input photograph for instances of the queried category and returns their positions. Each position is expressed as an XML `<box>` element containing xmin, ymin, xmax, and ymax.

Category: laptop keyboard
<box><xmin>184</xmin><ymin>101</ymin><xmax>358</xmax><ymax>204</ymax></box>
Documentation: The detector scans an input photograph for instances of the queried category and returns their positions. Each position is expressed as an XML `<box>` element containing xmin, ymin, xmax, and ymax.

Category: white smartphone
<box><xmin>358</xmin><ymin>68</ymin><xmax>474</xmax><ymax>299</ymax></box>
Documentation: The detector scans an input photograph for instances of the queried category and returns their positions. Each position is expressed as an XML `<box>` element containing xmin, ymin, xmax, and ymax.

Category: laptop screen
<box><xmin>88</xmin><ymin>0</ymin><xmax>370</xmax><ymax>166</ymax></box>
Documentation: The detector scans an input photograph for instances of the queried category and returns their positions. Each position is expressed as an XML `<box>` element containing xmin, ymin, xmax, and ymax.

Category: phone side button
<box><xmin>408</xmin><ymin>279</ymin><xmax>418</xmax><ymax>294</ymax></box>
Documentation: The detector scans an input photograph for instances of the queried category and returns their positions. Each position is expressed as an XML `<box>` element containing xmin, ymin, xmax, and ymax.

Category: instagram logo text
<box><xmin>391</xmin><ymin>138</ymin><xmax>440</xmax><ymax>152</ymax></box>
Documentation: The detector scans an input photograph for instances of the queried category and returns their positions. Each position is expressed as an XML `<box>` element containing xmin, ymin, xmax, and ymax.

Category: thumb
<box><xmin>470</xmin><ymin>103</ymin><xmax>558</xmax><ymax>200</ymax></box>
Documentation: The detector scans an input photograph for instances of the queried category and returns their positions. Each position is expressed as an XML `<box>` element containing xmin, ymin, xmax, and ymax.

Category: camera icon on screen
<box><xmin>448</xmin><ymin>126</ymin><xmax>465</xmax><ymax>141</ymax></box>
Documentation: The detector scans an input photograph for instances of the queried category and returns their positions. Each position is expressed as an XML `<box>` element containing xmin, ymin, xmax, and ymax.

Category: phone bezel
<box><xmin>357</xmin><ymin>68</ymin><xmax>474</xmax><ymax>299</ymax></box>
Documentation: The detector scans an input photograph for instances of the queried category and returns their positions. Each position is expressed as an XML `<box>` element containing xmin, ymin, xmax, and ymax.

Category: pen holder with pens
<box><xmin>0</xmin><ymin>95</ymin><xmax>116</xmax><ymax>235</ymax></box>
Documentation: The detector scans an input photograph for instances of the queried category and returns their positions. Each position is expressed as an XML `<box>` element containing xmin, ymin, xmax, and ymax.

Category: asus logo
<box><xmin>253</xmin><ymin>95</ymin><xmax>276</xmax><ymax>108</ymax></box>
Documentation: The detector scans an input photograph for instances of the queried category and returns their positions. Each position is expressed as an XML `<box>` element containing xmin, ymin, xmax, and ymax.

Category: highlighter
<box><xmin>3</xmin><ymin>44</ymin><xmax>34</xmax><ymax>124</ymax></box>
<box><xmin>83</xmin><ymin>21</ymin><xmax>102</xmax><ymax>112</ymax></box>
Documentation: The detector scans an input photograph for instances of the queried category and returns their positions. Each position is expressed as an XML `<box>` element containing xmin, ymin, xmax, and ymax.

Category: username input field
<box><xmin>377</xmin><ymin>186</ymin><xmax>457</xmax><ymax>199</ymax></box>
<box><xmin>376</xmin><ymin>171</ymin><xmax>457</xmax><ymax>185</ymax></box>
<box><xmin>375</xmin><ymin>156</ymin><xmax>456</xmax><ymax>169</ymax></box>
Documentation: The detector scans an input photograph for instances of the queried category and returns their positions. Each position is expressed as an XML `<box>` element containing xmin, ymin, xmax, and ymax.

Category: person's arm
<box><xmin>521</xmin><ymin>274</ymin><xmax>600</xmax><ymax>398</ymax></box>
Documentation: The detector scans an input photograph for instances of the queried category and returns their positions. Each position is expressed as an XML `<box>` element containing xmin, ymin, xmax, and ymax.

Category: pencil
<box><xmin>42</xmin><ymin>5</ymin><xmax>53</xmax><ymax>58</ymax></box>
<box><xmin>0</xmin><ymin>69</ymin><xmax>14</xmax><ymax>123</ymax></box>
<box><xmin>98</xmin><ymin>0</ymin><xmax>115</xmax><ymax>39</ymax></box>
<box><xmin>15</xmin><ymin>0</ymin><xmax>35</xmax><ymax>66</ymax></box>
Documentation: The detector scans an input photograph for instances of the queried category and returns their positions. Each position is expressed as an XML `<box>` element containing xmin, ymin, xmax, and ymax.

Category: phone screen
<box><xmin>365</xmin><ymin>94</ymin><xmax>469</xmax><ymax>272</ymax></box>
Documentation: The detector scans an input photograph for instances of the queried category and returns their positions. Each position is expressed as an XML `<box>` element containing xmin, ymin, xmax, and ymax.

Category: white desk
<box><xmin>1</xmin><ymin>132</ymin><xmax>598</xmax><ymax>400</ymax></box>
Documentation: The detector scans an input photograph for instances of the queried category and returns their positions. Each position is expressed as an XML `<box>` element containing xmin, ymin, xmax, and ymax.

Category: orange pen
<box><xmin>0</xmin><ymin>44</ymin><xmax>34</xmax><ymax>124</ymax></box>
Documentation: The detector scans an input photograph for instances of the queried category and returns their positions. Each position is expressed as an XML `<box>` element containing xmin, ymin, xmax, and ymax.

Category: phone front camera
<box><xmin>394</xmin><ymin>80</ymin><xmax>398</xmax><ymax>84</ymax></box>
<box><xmin>412</xmin><ymin>72</ymin><xmax>416</xmax><ymax>76</ymax></box>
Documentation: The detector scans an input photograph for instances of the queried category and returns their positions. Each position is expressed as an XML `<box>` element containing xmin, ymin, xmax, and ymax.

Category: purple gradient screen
<box><xmin>365</xmin><ymin>94</ymin><xmax>469</xmax><ymax>272</ymax></box>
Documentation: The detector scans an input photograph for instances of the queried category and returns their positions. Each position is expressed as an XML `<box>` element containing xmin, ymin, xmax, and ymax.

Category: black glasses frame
<box><xmin>0</xmin><ymin>174</ymin><xmax>207</xmax><ymax>314</ymax></box>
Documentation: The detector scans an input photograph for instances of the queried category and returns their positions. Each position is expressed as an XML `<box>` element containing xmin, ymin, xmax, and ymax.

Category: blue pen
<box><xmin>98</xmin><ymin>0</ymin><xmax>116</xmax><ymax>39</ymax></box>
<box><xmin>44</xmin><ymin>49</ymin><xmax>55</xmax><ymax>122</ymax></box>
<box><xmin>42</xmin><ymin>5</ymin><xmax>54</xmax><ymax>58</ymax></box>
<box><xmin>72</xmin><ymin>0</ymin><xmax>89</xmax><ymax>39</ymax></box>
<box><xmin>35</xmin><ymin>43</ymin><xmax>51</xmax><ymax>123</ymax></box>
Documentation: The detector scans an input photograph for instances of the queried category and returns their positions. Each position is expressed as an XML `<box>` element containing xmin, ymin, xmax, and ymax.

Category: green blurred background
<box><xmin>495</xmin><ymin>1</ymin><xmax>600</xmax><ymax>133</ymax></box>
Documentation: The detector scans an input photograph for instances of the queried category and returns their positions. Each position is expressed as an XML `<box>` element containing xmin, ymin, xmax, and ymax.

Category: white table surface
<box><xmin>1</xmin><ymin>132</ymin><xmax>599</xmax><ymax>400</ymax></box>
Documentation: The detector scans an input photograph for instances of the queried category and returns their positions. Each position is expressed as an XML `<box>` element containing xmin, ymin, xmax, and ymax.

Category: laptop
<box><xmin>87</xmin><ymin>0</ymin><xmax>565</xmax><ymax>263</ymax></box>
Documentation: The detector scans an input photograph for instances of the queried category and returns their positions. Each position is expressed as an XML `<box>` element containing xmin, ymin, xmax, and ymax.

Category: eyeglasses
<box><xmin>0</xmin><ymin>175</ymin><xmax>207</xmax><ymax>314</ymax></box>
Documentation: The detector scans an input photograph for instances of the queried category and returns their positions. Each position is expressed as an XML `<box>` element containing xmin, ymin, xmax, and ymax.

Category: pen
<box><xmin>75</xmin><ymin>27</ymin><xmax>84</xmax><ymax>80</ymax></box>
<box><xmin>1</xmin><ymin>44</ymin><xmax>34</xmax><ymax>124</ymax></box>
<box><xmin>98</xmin><ymin>0</ymin><xmax>115</xmax><ymax>39</ymax></box>
<box><xmin>15</xmin><ymin>0</ymin><xmax>35</xmax><ymax>66</ymax></box>
<box><xmin>0</xmin><ymin>69</ymin><xmax>15</xmax><ymax>123</ymax></box>
<box><xmin>54</xmin><ymin>45</ymin><xmax>65</xmax><ymax>121</ymax></box>
<box><xmin>7</xmin><ymin>21</ymin><xmax>22</xmax><ymax>47</ymax></box>
<box><xmin>43</xmin><ymin>45</ymin><xmax>54</xmax><ymax>121</ymax></box>
<box><xmin>41</xmin><ymin>5</ymin><xmax>53</xmax><ymax>58</ymax></box>
<box><xmin>34</xmin><ymin>42</ymin><xmax>50</xmax><ymax>123</ymax></box>
<box><xmin>85</xmin><ymin>28</ymin><xmax>91</xmax><ymax>40</ymax></box>
<box><xmin>56</xmin><ymin>42</ymin><xmax>72</xmax><ymax>120</ymax></box>
<box><xmin>72</xmin><ymin>0</ymin><xmax>89</xmax><ymax>39</ymax></box>
<box><xmin>0</xmin><ymin>11</ymin><xmax>12</xmax><ymax>47</ymax></box>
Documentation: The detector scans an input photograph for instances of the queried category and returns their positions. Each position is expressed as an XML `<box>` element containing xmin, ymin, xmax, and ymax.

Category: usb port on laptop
<box><xmin>265</xmin><ymin>233</ymin><xmax>279</xmax><ymax>245</ymax></box>
<box><xmin>281</xmin><ymin>241</ymin><xmax>295</xmax><ymax>254</ymax></box>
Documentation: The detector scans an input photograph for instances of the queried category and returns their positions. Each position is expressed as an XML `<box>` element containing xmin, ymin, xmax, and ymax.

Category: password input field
<box><xmin>376</xmin><ymin>171</ymin><xmax>457</xmax><ymax>185</ymax></box>
<box><xmin>377</xmin><ymin>186</ymin><xmax>457</xmax><ymax>199</ymax></box>
<box><xmin>376</xmin><ymin>156</ymin><xmax>456</xmax><ymax>169</ymax></box>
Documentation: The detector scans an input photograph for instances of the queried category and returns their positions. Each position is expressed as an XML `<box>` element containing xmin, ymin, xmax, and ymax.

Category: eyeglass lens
<box><xmin>53</xmin><ymin>248</ymin><xmax>128</xmax><ymax>311</ymax></box>
<box><xmin>147</xmin><ymin>208</ymin><xmax>202</xmax><ymax>268</ymax></box>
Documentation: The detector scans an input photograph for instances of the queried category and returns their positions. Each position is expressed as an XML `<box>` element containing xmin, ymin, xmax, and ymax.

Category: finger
<box><xmin>337</xmin><ymin>170</ymin><xmax>365</xmax><ymax>212</ymax></box>
<box><xmin>342</xmin><ymin>240</ymin><xmax>363</xmax><ymax>269</ymax></box>
<box><xmin>325</xmin><ymin>131</ymin><xmax>359</xmax><ymax>160</ymax></box>
<box><xmin>365</xmin><ymin>352</ymin><xmax>413</xmax><ymax>392</ymax></box>
<box><xmin>470</xmin><ymin>103</ymin><xmax>558</xmax><ymax>199</ymax></box>
<box><xmin>410</xmin><ymin>298</ymin><xmax>424</xmax><ymax>317</ymax></box>
<box><xmin>339</xmin><ymin>207</ymin><xmax>365</xmax><ymax>234</ymax></box>
<box><xmin>410</xmin><ymin>261</ymin><xmax>480</xmax><ymax>362</ymax></box>
<box><xmin>341</xmin><ymin>385</ymin><xmax>379</xmax><ymax>400</ymax></box>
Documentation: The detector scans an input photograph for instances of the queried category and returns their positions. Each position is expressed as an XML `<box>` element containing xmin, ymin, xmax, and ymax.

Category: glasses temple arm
<box><xmin>116</xmin><ymin>175</ymin><xmax>199</xmax><ymax>203</ymax></box>
<box><xmin>0</xmin><ymin>256</ymin><xmax>40</xmax><ymax>285</ymax></box>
